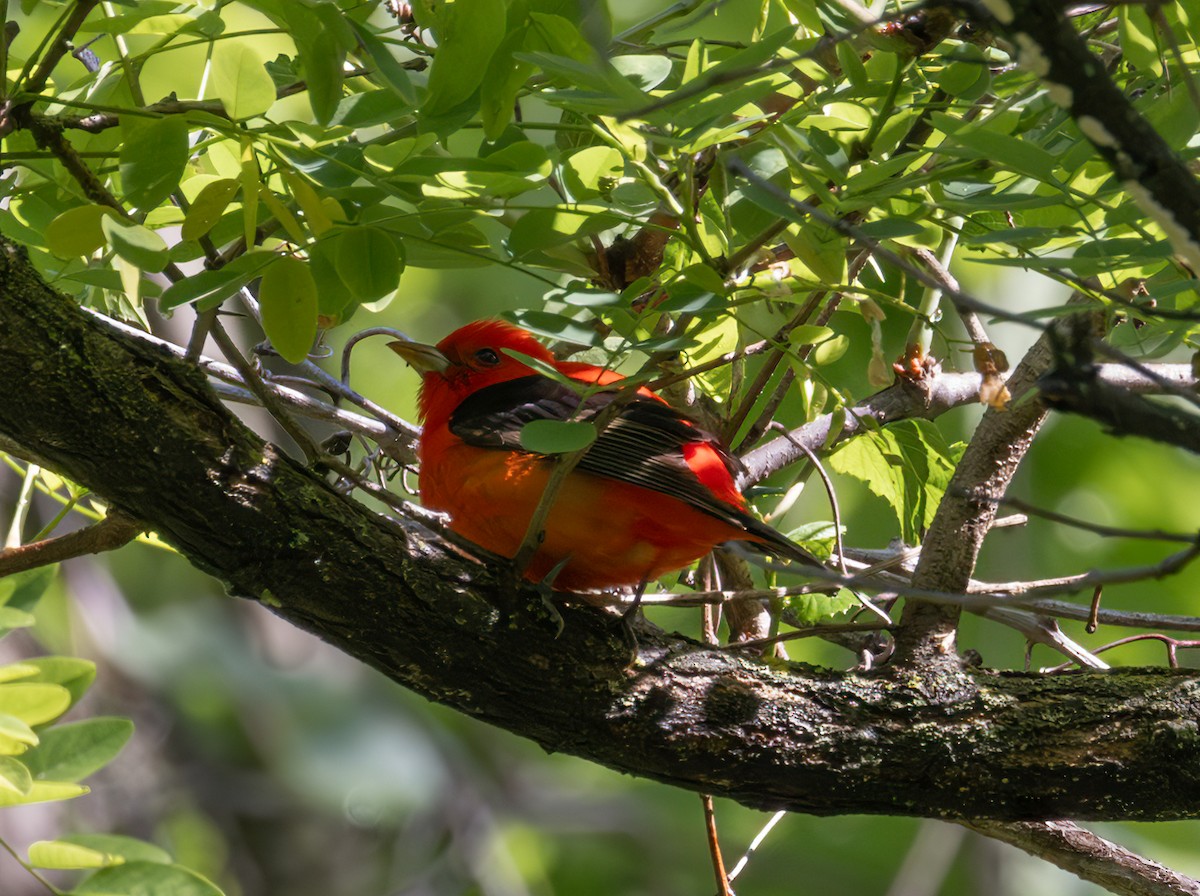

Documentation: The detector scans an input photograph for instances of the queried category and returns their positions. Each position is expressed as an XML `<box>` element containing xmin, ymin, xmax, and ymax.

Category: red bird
<box><xmin>390</xmin><ymin>320</ymin><xmax>817</xmax><ymax>591</ymax></box>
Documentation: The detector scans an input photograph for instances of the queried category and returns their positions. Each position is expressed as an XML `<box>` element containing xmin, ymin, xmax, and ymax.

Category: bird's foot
<box><xmin>529</xmin><ymin>555</ymin><xmax>573</xmax><ymax>638</ymax></box>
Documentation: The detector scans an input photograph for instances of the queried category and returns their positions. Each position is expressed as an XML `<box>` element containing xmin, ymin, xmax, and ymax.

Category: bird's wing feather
<box><xmin>448</xmin><ymin>375</ymin><xmax>746</xmax><ymax>521</ymax></box>
<box><xmin>448</xmin><ymin>376</ymin><xmax>820</xmax><ymax>566</ymax></box>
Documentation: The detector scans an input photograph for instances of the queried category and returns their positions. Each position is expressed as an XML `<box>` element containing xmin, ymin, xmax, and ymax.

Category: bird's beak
<box><xmin>388</xmin><ymin>339</ymin><xmax>452</xmax><ymax>375</ymax></box>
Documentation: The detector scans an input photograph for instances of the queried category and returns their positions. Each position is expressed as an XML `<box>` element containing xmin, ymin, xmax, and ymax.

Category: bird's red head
<box><xmin>390</xmin><ymin>320</ymin><xmax>555</xmax><ymax>426</ymax></box>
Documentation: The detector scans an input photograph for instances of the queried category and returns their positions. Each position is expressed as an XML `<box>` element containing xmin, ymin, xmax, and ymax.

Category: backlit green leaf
<box><xmin>334</xmin><ymin>227</ymin><xmax>404</xmax><ymax>300</ymax></box>
<box><xmin>0</xmin><ymin>755</ymin><xmax>31</xmax><ymax>794</ymax></box>
<box><xmin>181</xmin><ymin>178</ymin><xmax>240</xmax><ymax>241</ymax></box>
<box><xmin>120</xmin><ymin>118</ymin><xmax>190</xmax><ymax>211</ymax></box>
<box><xmin>0</xmin><ymin>683</ymin><xmax>71</xmax><ymax>727</ymax></box>
<box><xmin>422</xmin><ymin>0</ymin><xmax>507</xmax><ymax>117</ymax></box>
<box><xmin>31</xmin><ymin>834</ymin><xmax>171</xmax><ymax>870</ymax></box>
<box><xmin>0</xmin><ymin>565</ymin><xmax>56</xmax><ymax>612</ymax></box>
<box><xmin>258</xmin><ymin>256</ymin><xmax>318</xmax><ymax>364</ymax></box>
<box><xmin>211</xmin><ymin>42</ymin><xmax>276</xmax><ymax>119</ymax></box>
<box><xmin>101</xmin><ymin>217</ymin><xmax>169</xmax><ymax>272</ymax></box>
<box><xmin>44</xmin><ymin>205</ymin><xmax>116</xmax><ymax>258</ymax></box>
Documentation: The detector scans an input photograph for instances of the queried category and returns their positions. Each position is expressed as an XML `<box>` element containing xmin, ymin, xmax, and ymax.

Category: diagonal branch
<box><xmin>5</xmin><ymin>236</ymin><xmax>1200</xmax><ymax>826</ymax></box>
<box><xmin>965</xmin><ymin>821</ymin><xmax>1200</xmax><ymax>896</ymax></box>
<box><xmin>0</xmin><ymin>510</ymin><xmax>142</xmax><ymax>576</ymax></box>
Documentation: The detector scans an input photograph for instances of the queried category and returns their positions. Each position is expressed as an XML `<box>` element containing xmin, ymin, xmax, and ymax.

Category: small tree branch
<box><xmin>0</xmin><ymin>510</ymin><xmax>142</xmax><ymax>577</ymax></box>
<box><xmin>965</xmin><ymin>820</ymin><xmax>1200</xmax><ymax>896</ymax></box>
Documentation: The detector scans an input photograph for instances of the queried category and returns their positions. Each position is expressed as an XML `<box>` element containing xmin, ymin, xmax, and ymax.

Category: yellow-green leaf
<box><xmin>211</xmin><ymin>42</ymin><xmax>276</xmax><ymax>119</ymax></box>
<box><xmin>44</xmin><ymin>205</ymin><xmax>116</xmax><ymax>258</ymax></box>
<box><xmin>30</xmin><ymin>834</ymin><xmax>171</xmax><ymax>870</ymax></box>
<box><xmin>120</xmin><ymin>117</ymin><xmax>190</xmax><ymax>211</ymax></box>
<box><xmin>101</xmin><ymin>216</ymin><xmax>169</xmax><ymax>272</ymax></box>
<box><xmin>0</xmin><ymin>683</ymin><xmax>72</xmax><ymax>727</ymax></box>
<box><xmin>333</xmin><ymin>226</ymin><xmax>403</xmax><ymax>300</ymax></box>
<box><xmin>0</xmin><ymin>755</ymin><xmax>31</xmax><ymax>794</ymax></box>
<box><xmin>259</xmin><ymin>256</ymin><xmax>318</xmax><ymax>363</ymax></box>
<box><xmin>181</xmin><ymin>178</ymin><xmax>240</xmax><ymax>241</ymax></box>
<box><xmin>0</xmin><ymin>779</ymin><xmax>88</xmax><ymax>807</ymax></box>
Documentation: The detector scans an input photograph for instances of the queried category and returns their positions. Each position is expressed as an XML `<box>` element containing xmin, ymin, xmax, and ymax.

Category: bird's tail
<box><xmin>738</xmin><ymin>516</ymin><xmax>825</xmax><ymax>568</ymax></box>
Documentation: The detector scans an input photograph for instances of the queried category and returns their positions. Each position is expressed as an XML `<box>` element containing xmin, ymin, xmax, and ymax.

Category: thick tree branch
<box><xmin>5</xmin><ymin>238</ymin><xmax>1200</xmax><ymax>822</ymax></box>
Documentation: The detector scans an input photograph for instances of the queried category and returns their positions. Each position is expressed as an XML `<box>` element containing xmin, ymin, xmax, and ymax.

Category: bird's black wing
<box><xmin>447</xmin><ymin>375</ymin><xmax>747</xmax><ymax>521</ymax></box>
<box><xmin>448</xmin><ymin>377</ymin><xmax>820</xmax><ymax>565</ymax></box>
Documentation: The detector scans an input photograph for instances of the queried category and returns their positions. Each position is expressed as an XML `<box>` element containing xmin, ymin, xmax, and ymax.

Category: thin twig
<box><xmin>726</xmin><ymin>811</ymin><xmax>787</xmax><ymax>884</ymax></box>
<box><xmin>701</xmin><ymin>794</ymin><xmax>733</xmax><ymax>896</ymax></box>
<box><xmin>210</xmin><ymin>319</ymin><xmax>322</xmax><ymax>462</ymax></box>
<box><xmin>0</xmin><ymin>511</ymin><xmax>142</xmax><ymax>577</ymax></box>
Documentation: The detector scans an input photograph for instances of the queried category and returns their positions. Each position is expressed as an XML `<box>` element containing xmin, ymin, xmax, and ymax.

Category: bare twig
<box><xmin>210</xmin><ymin>319</ymin><xmax>322</xmax><ymax>462</ymax></box>
<box><xmin>0</xmin><ymin>510</ymin><xmax>142</xmax><ymax>577</ymax></box>
<box><xmin>701</xmin><ymin>794</ymin><xmax>733</xmax><ymax>896</ymax></box>
<box><xmin>965</xmin><ymin>820</ymin><xmax>1200</xmax><ymax>896</ymax></box>
<box><xmin>726</xmin><ymin>811</ymin><xmax>788</xmax><ymax>884</ymax></box>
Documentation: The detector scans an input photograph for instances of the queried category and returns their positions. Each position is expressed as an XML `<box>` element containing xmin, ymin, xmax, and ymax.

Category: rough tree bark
<box><xmin>3</xmin><ymin>237</ymin><xmax>1200</xmax><ymax>824</ymax></box>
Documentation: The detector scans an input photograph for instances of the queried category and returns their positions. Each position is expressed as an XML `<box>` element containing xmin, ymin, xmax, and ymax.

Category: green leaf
<box><xmin>0</xmin><ymin>779</ymin><xmax>88</xmax><ymax>808</ymax></box>
<box><xmin>422</xmin><ymin>0</ymin><xmax>507</xmax><ymax>117</ymax></box>
<box><xmin>258</xmin><ymin>256</ymin><xmax>318</xmax><ymax>364</ymax></box>
<box><xmin>811</xmin><ymin>334</ymin><xmax>850</xmax><ymax>366</ymax></box>
<box><xmin>0</xmin><ymin>713</ymin><xmax>38</xmax><ymax>754</ymax></box>
<box><xmin>30</xmin><ymin>834</ymin><xmax>171</xmax><ymax>870</ymax></box>
<box><xmin>0</xmin><ymin>606</ymin><xmax>36</xmax><ymax>637</ymax></box>
<box><xmin>1120</xmin><ymin>4</ymin><xmax>1162</xmax><ymax>74</ymax></box>
<box><xmin>0</xmin><ymin>565</ymin><xmax>56</xmax><ymax>612</ymax></box>
<box><xmin>932</xmin><ymin>114</ymin><xmax>1060</xmax><ymax>183</ymax></box>
<box><xmin>788</xmin><ymin>325</ymin><xmax>835</xmax><ymax>345</ymax></box>
<box><xmin>0</xmin><ymin>663</ymin><xmax>39</xmax><ymax>685</ymax></box>
<box><xmin>307</xmin><ymin>238</ymin><xmax>356</xmax><ymax>322</ymax></box>
<box><xmin>180</xmin><ymin>178</ymin><xmax>240</xmax><ymax>241</ymax></box>
<box><xmin>21</xmin><ymin>717</ymin><xmax>133</xmax><ymax>783</ymax></box>
<box><xmin>0</xmin><ymin>755</ymin><xmax>31</xmax><ymax>794</ymax></box>
<box><xmin>349</xmin><ymin>19</ymin><xmax>416</xmax><ymax>103</ymax></box>
<box><xmin>519</xmin><ymin>419</ymin><xmax>597</xmax><ymax>454</ymax></box>
<box><xmin>561</xmin><ymin>146</ymin><xmax>624</xmax><ymax>198</ymax></box>
<box><xmin>73</xmin><ymin>861</ymin><xmax>225</xmax><ymax>896</ymax></box>
<box><xmin>160</xmin><ymin>249</ymin><xmax>276</xmax><ymax>312</ymax></box>
<box><xmin>80</xmin><ymin>10</ymin><xmax>195</xmax><ymax>35</ymax></box>
<box><xmin>44</xmin><ymin>205</ymin><xmax>117</xmax><ymax>258</ymax></box>
<box><xmin>0</xmin><ymin>683</ymin><xmax>72</xmax><ymax>727</ymax></box>
<box><xmin>611</xmin><ymin>54</ymin><xmax>673</xmax><ymax>90</ymax></box>
<box><xmin>101</xmin><ymin>216</ymin><xmax>169</xmax><ymax>272</ymax></box>
<box><xmin>507</xmin><ymin>206</ymin><xmax>619</xmax><ymax>256</ymax></box>
<box><xmin>333</xmin><ymin>227</ymin><xmax>404</xmax><ymax>300</ymax></box>
<box><xmin>19</xmin><ymin>657</ymin><xmax>96</xmax><ymax>708</ymax></box>
<box><xmin>505</xmin><ymin>309</ymin><xmax>603</xmax><ymax>346</ymax></box>
<box><xmin>480</xmin><ymin>27</ymin><xmax>535</xmax><ymax>139</ymax></box>
<box><xmin>783</xmin><ymin>588</ymin><xmax>858</xmax><ymax>626</ymax></box>
<box><xmin>159</xmin><ymin>267</ymin><xmax>250</xmax><ymax>312</ymax></box>
<box><xmin>120</xmin><ymin>118</ymin><xmax>190</xmax><ymax>211</ymax></box>
<box><xmin>828</xmin><ymin>420</ymin><xmax>962</xmax><ymax>543</ymax></box>
<box><xmin>293</xmin><ymin>26</ymin><xmax>344</xmax><ymax>124</ymax></box>
<box><xmin>211</xmin><ymin>42</ymin><xmax>276</xmax><ymax>119</ymax></box>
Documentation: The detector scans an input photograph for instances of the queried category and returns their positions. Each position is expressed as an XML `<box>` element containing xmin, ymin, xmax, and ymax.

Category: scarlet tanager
<box><xmin>390</xmin><ymin>320</ymin><xmax>818</xmax><ymax>591</ymax></box>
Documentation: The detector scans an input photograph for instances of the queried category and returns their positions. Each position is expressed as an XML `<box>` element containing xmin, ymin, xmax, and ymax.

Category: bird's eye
<box><xmin>474</xmin><ymin>348</ymin><xmax>501</xmax><ymax>367</ymax></box>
